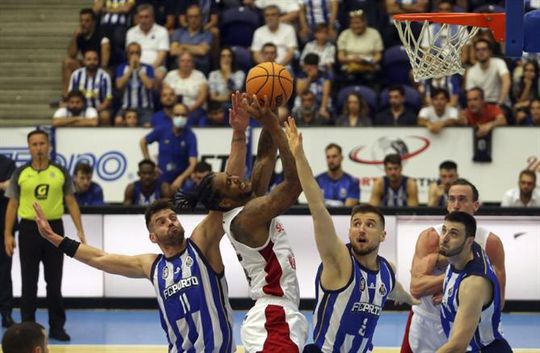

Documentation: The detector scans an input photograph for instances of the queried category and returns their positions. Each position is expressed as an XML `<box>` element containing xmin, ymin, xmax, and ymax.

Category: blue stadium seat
<box><xmin>380</xmin><ymin>86</ymin><xmax>422</xmax><ymax>111</ymax></box>
<box><xmin>336</xmin><ymin>85</ymin><xmax>378</xmax><ymax>114</ymax></box>
<box><xmin>220</xmin><ymin>6</ymin><xmax>261</xmax><ymax>47</ymax></box>
<box><xmin>382</xmin><ymin>45</ymin><xmax>412</xmax><ymax>85</ymax></box>
<box><xmin>231</xmin><ymin>46</ymin><xmax>253</xmax><ymax>73</ymax></box>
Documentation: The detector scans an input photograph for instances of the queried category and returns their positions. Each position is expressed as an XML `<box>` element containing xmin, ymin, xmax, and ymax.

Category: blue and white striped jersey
<box><xmin>151</xmin><ymin>239</ymin><xmax>235</xmax><ymax>353</ymax></box>
<box><xmin>68</xmin><ymin>68</ymin><xmax>112</xmax><ymax>109</ymax></box>
<box><xmin>100</xmin><ymin>0</ymin><xmax>133</xmax><ymax>26</ymax></box>
<box><xmin>441</xmin><ymin>242</ymin><xmax>509</xmax><ymax>352</ymax></box>
<box><xmin>304</xmin><ymin>0</ymin><xmax>333</xmax><ymax>28</ymax></box>
<box><xmin>115</xmin><ymin>63</ymin><xmax>154</xmax><ymax>109</ymax></box>
<box><xmin>382</xmin><ymin>176</ymin><xmax>409</xmax><ymax>207</ymax></box>
<box><xmin>312</xmin><ymin>247</ymin><xmax>395</xmax><ymax>353</ymax></box>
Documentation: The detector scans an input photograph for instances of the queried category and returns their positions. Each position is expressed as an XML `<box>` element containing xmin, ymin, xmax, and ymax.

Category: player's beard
<box><xmin>439</xmin><ymin>238</ymin><xmax>467</xmax><ymax>257</ymax></box>
<box><xmin>162</xmin><ymin>226</ymin><xmax>185</xmax><ymax>247</ymax></box>
<box><xmin>351</xmin><ymin>242</ymin><xmax>379</xmax><ymax>256</ymax></box>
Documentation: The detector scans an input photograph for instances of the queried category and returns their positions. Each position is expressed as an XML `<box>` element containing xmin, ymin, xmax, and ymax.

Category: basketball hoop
<box><xmin>393</xmin><ymin>13</ymin><xmax>505</xmax><ymax>81</ymax></box>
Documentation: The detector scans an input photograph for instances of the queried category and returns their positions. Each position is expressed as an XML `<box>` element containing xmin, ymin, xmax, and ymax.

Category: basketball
<box><xmin>245</xmin><ymin>62</ymin><xmax>293</xmax><ymax>108</ymax></box>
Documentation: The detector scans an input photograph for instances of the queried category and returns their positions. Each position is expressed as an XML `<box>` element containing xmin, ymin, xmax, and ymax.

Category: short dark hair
<box><xmin>430</xmin><ymin>88</ymin><xmax>450</xmax><ymax>100</ymax></box>
<box><xmin>384</xmin><ymin>153</ymin><xmax>402</xmax><ymax>166</ymax></box>
<box><xmin>450</xmin><ymin>178</ymin><xmax>479</xmax><ymax>201</ymax></box>
<box><xmin>351</xmin><ymin>204</ymin><xmax>385</xmax><ymax>228</ymax></box>
<box><xmin>519</xmin><ymin>169</ymin><xmax>536</xmax><ymax>183</ymax></box>
<box><xmin>314</xmin><ymin>23</ymin><xmax>328</xmax><ymax>33</ymax></box>
<box><xmin>325</xmin><ymin>143</ymin><xmax>342</xmax><ymax>154</ymax></box>
<box><xmin>139</xmin><ymin>159</ymin><xmax>156</xmax><ymax>170</ymax></box>
<box><xmin>144</xmin><ymin>199</ymin><xmax>174</xmax><ymax>231</ymax></box>
<box><xmin>474</xmin><ymin>38</ymin><xmax>492</xmax><ymax>51</ymax></box>
<box><xmin>207</xmin><ymin>101</ymin><xmax>223</xmax><ymax>113</ymax></box>
<box><xmin>194</xmin><ymin>161</ymin><xmax>212</xmax><ymax>173</ymax></box>
<box><xmin>67</xmin><ymin>90</ymin><xmax>86</xmax><ymax>101</ymax></box>
<box><xmin>445</xmin><ymin>211</ymin><xmax>477</xmax><ymax>238</ymax></box>
<box><xmin>439</xmin><ymin>160</ymin><xmax>457</xmax><ymax>171</ymax></box>
<box><xmin>304</xmin><ymin>53</ymin><xmax>320</xmax><ymax>66</ymax></box>
<box><xmin>467</xmin><ymin>87</ymin><xmax>485</xmax><ymax>100</ymax></box>
<box><xmin>220</xmin><ymin>46</ymin><xmax>237</xmax><ymax>71</ymax></box>
<box><xmin>194</xmin><ymin>172</ymin><xmax>227</xmax><ymax>211</ymax></box>
<box><xmin>80</xmin><ymin>8</ymin><xmax>96</xmax><ymax>21</ymax></box>
<box><xmin>74</xmin><ymin>162</ymin><xmax>93</xmax><ymax>175</ymax></box>
<box><xmin>262</xmin><ymin>42</ymin><xmax>277</xmax><ymax>51</ymax></box>
<box><xmin>388</xmin><ymin>84</ymin><xmax>405</xmax><ymax>97</ymax></box>
<box><xmin>27</xmin><ymin>129</ymin><xmax>48</xmax><ymax>142</ymax></box>
<box><xmin>1</xmin><ymin>322</ymin><xmax>46</xmax><ymax>353</ymax></box>
<box><xmin>123</xmin><ymin>108</ymin><xmax>138</xmax><ymax>117</ymax></box>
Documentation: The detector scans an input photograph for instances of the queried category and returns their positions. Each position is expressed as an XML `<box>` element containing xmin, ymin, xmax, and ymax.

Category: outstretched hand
<box><xmin>241</xmin><ymin>95</ymin><xmax>279</xmax><ymax>127</ymax></box>
<box><xmin>284</xmin><ymin>116</ymin><xmax>303</xmax><ymax>158</ymax></box>
<box><xmin>229</xmin><ymin>91</ymin><xmax>249</xmax><ymax>132</ymax></box>
<box><xmin>33</xmin><ymin>202</ymin><xmax>58</xmax><ymax>241</ymax></box>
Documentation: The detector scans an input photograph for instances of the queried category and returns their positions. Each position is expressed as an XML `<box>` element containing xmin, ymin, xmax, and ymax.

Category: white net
<box><xmin>394</xmin><ymin>19</ymin><xmax>480</xmax><ymax>81</ymax></box>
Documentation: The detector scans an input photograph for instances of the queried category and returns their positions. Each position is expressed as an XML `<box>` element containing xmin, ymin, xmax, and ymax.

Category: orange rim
<box><xmin>393</xmin><ymin>12</ymin><xmax>506</xmax><ymax>42</ymax></box>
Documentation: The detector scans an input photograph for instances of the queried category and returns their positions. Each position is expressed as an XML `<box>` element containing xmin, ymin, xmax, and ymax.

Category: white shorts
<box><xmin>241</xmin><ymin>298</ymin><xmax>308</xmax><ymax>353</ymax></box>
<box><xmin>409</xmin><ymin>312</ymin><xmax>447</xmax><ymax>353</ymax></box>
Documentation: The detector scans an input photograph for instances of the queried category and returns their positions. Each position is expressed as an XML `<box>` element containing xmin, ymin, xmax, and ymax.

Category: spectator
<box><xmin>427</xmin><ymin>160</ymin><xmax>459</xmax><ymax>207</ymax></box>
<box><xmin>513</xmin><ymin>60</ymin><xmax>539</xmax><ymax>118</ymax></box>
<box><xmin>1</xmin><ymin>322</ymin><xmax>48</xmax><ymax>353</ymax></box>
<box><xmin>247</xmin><ymin>0</ymin><xmax>301</xmax><ymax>24</ymax></box>
<box><xmin>208</xmin><ymin>47</ymin><xmax>245</xmax><ymax>109</ymax></box>
<box><xmin>298</xmin><ymin>0</ymin><xmax>339</xmax><ymax>41</ymax></box>
<box><xmin>375</xmin><ymin>85</ymin><xmax>418</xmax><ymax>126</ymax></box>
<box><xmin>181</xmin><ymin>160</ymin><xmax>212</xmax><ymax>193</ymax></box>
<box><xmin>338</xmin><ymin>0</ymin><xmax>384</xmax><ymax>35</ymax></box>
<box><xmin>459</xmin><ymin>87</ymin><xmax>507</xmax><ymax>137</ymax></box>
<box><xmin>73</xmin><ymin>162</ymin><xmax>105</xmax><ymax>206</ymax></box>
<box><xmin>140</xmin><ymin>103</ymin><xmax>198</xmax><ymax>191</ymax></box>
<box><xmin>115</xmin><ymin>42</ymin><xmax>155</xmax><ymax>127</ymax></box>
<box><xmin>519</xmin><ymin>98</ymin><xmax>540</xmax><ymax>126</ymax></box>
<box><xmin>115</xmin><ymin>108</ymin><xmax>140</xmax><ymax>127</ymax></box>
<box><xmin>63</xmin><ymin>8</ymin><xmax>110</xmax><ymax>97</ymax></box>
<box><xmin>417</xmin><ymin>88</ymin><xmax>459</xmax><ymax>134</ymax></box>
<box><xmin>199</xmin><ymin>102</ymin><xmax>228</xmax><ymax>126</ymax></box>
<box><xmin>300</xmin><ymin>24</ymin><xmax>336</xmax><ymax>74</ymax></box>
<box><xmin>501</xmin><ymin>170</ymin><xmax>540</xmax><ymax>207</ymax></box>
<box><xmin>163</xmin><ymin>53</ymin><xmax>208</xmax><ymax>126</ymax></box>
<box><xmin>295</xmin><ymin>53</ymin><xmax>332</xmax><ymax>121</ymax></box>
<box><xmin>68</xmin><ymin>50</ymin><xmax>113</xmax><ymax>126</ymax></box>
<box><xmin>151</xmin><ymin>86</ymin><xmax>176</xmax><ymax>128</ymax></box>
<box><xmin>177</xmin><ymin>0</ymin><xmax>219</xmax><ymax>32</ymax></box>
<box><xmin>382</xmin><ymin>0</ymin><xmax>429</xmax><ymax>47</ymax></box>
<box><xmin>335</xmin><ymin>92</ymin><xmax>372</xmax><ymax>127</ymax></box>
<box><xmin>292</xmin><ymin>91</ymin><xmax>323</xmax><ymax>126</ymax></box>
<box><xmin>420</xmin><ymin>75</ymin><xmax>461</xmax><ymax>107</ymax></box>
<box><xmin>170</xmin><ymin>4</ymin><xmax>212</xmax><ymax>74</ymax></box>
<box><xmin>93</xmin><ymin>0</ymin><xmax>135</xmax><ymax>67</ymax></box>
<box><xmin>465</xmin><ymin>39</ymin><xmax>511</xmax><ymax>106</ymax></box>
<box><xmin>251</xmin><ymin>5</ymin><xmax>298</xmax><ymax>66</ymax></box>
<box><xmin>369</xmin><ymin>153</ymin><xmax>419</xmax><ymax>207</ymax></box>
<box><xmin>52</xmin><ymin>90</ymin><xmax>99</xmax><ymax>127</ymax></box>
<box><xmin>126</xmin><ymin>4</ymin><xmax>169</xmax><ymax>82</ymax></box>
<box><xmin>315</xmin><ymin>143</ymin><xmax>360</xmax><ymax>207</ymax></box>
<box><xmin>260</xmin><ymin>42</ymin><xmax>278</xmax><ymax>63</ymax></box>
<box><xmin>136</xmin><ymin>0</ymin><xmax>177</xmax><ymax>30</ymax></box>
<box><xmin>124</xmin><ymin>159</ymin><xmax>169</xmax><ymax>205</ymax></box>
<box><xmin>337</xmin><ymin>9</ymin><xmax>383</xmax><ymax>84</ymax></box>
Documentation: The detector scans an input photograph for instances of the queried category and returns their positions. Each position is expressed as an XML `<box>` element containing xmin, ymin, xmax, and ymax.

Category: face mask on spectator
<box><xmin>173</xmin><ymin>116</ymin><xmax>187</xmax><ymax>128</ymax></box>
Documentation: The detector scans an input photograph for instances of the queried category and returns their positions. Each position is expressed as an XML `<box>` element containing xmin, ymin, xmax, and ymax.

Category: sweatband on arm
<box><xmin>58</xmin><ymin>237</ymin><xmax>81</xmax><ymax>257</ymax></box>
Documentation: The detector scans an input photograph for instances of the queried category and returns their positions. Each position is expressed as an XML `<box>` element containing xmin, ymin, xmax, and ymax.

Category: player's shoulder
<box><xmin>416</xmin><ymin>225</ymin><xmax>441</xmax><ymax>249</ymax></box>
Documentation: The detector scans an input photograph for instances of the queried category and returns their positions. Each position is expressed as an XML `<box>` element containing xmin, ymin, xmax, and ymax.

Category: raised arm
<box><xmin>226</xmin><ymin>91</ymin><xmax>250</xmax><ymax>178</ymax></box>
<box><xmin>284</xmin><ymin>117</ymin><xmax>351</xmax><ymax>289</ymax></box>
<box><xmin>410</xmin><ymin>228</ymin><xmax>445</xmax><ymax>299</ymax></box>
<box><xmin>33</xmin><ymin>203</ymin><xmax>156</xmax><ymax>279</ymax></box>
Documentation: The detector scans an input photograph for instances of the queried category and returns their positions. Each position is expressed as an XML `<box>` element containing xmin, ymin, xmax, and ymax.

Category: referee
<box><xmin>3</xmin><ymin>129</ymin><xmax>86</xmax><ymax>341</ymax></box>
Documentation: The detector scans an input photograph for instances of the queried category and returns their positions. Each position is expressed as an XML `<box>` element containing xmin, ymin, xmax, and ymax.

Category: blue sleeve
<box><xmin>203</xmin><ymin>31</ymin><xmax>213</xmax><ymax>45</ymax></box>
<box><xmin>171</xmin><ymin>29</ymin><xmax>182</xmax><ymax>43</ymax></box>
<box><xmin>348</xmin><ymin>177</ymin><xmax>360</xmax><ymax>200</ymax></box>
<box><xmin>188</xmin><ymin>131</ymin><xmax>198</xmax><ymax>157</ymax></box>
<box><xmin>146</xmin><ymin>64</ymin><xmax>155</xmax><ymax>79</ymax></box>
<box><xmin>116</xmin><ymin>64</ymin><xmax>125</xmax><ymax>78</ymax></box>
<box><xmin>145</xmin><ymin>127</ymin><xmax>161</xmax><ymax>144</ymax></box>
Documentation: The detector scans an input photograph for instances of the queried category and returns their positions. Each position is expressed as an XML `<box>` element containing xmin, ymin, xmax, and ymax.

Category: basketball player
<box><xmin>401</xmin><ymin>178</ymin><xmax>506</xmax><ymax>353</ymax></box>
<box><xmin>32</xmin><ymin>91</ymin><xmax>251</xmax><ymax>353</ymax></box>
<box><xmin>188</xmin><ymin>97</ymin><xmax>308</xmax><ymax>352</ymax></box>
<box><xmin>437</xmin><ymin>212</ymin><xmax>512</xmax><ymax>353</ymax></box>
<box><xmin>284</xmin><ymin>117</ymin><xmax>417</xmax><ymax>353</ymax></box>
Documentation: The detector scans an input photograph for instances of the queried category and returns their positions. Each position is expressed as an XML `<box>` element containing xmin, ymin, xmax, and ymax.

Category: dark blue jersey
<box><xmin>315</xmin><ymin>172</ymin><xmax>360</xmax><ymax>206</ymax></box>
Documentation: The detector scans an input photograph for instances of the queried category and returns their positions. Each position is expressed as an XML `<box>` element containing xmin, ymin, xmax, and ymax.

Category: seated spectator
<box><xmin>260</xmin><ymin>42</ymin><xmax>278</xmax><ymax>63</ymax></box>
<box><xmin>163</xmin><ymin>53</ymin><xmax>208</xmax><ymax>126</ymax></box>
<box><xmin>337</xmin><ymin>9</ymin><xmax>383</xmax><ymax>84</ymax></box>
<box><xmin>52</xmin><ymin>90</ymin><xmax>99</xmax><ymax>127</ymax></box>
<box><xmin>92</xmin><ymin>0</ymin><xmax>134</xmax><ymax>66</ymax></box>
<box><xmin>151</xmin><ymin>86</ymin><xmax>176</xmax><ymax>128</ymax></box>
<box><xmin>247</xmin><ymin>0</ymin><xmax>301</xmax><ymax>24</ymax></box>
<box><xmin>140</xmin><ymin>102</ymin><xmax>198</xmax><ymax>191</ymax></box>
<box><xmin>1</xmin><ymin>322</ymin><xmax>49</xmax><ymax>353</ymax></box>
<box><xmin>501</xmin><ymin>170</ymin><xmax>540</xmax><ymax>207</ymax></box>
<box><xmin>513</xmin><ymin>60</ymin><xmax>539</xmax><ymax>117</ymax></box>
<box><xmin>459</xmin><ymin>87</ymin><xmax>507</xmax><ymax>137</ymax></box>
<box><xmin>369</xmin><ymin>153</ymin><xmax>419</xmax><ymax>207</ymax></box>
<box><xmin>298</xmin><ymin>0</ymin><xmax>339</xmax><ymax>41</ymax></box>
<box><xmin>114</xmin><ymin>108</ymin><xmax>139</xmax><ymax>127</ymax></box>
<box><xmin>68</xmin><ymin>50</ymin><xmax>112</xmax><ymax>125</ymax></box>
<box><xmin>335</xmin><ymin>92</ymin><xmax>372</xmax><ymax>126</ymax></box>
<box><xmin>170</xmin><ymin>4</ymin><xmax>212</xmax><ymax>74</ymax></box>
<box><xmin>419</xmin><ymin>74</ymin><xmax>461</xmax><ymax>107</ymax></box>
<box><xmin>137</xmin><ymin>0</ymin><xmax>177</xmax><ymax>30</ymax></box>
<box><xmin>181</xmin><ymin>160</ymin><xmax>212</xmax><ymax>193</ymax></box>
<box><xmin>251</xmin><ymin>5</ymin><xmax>298</xmax><ymax>66</ymax></box>
<box><xmin>124</xmin><ymin>159</ymin><xmax>170</xmax><ymax>205</ymax></box>
<box><xmin>375</xmin><ymin>85</ymin><xmax>417</xmax><ymax>126</ymax></box>
<box><xmin>126</xmin><ymin>4</ymin><xmax>169</xmax><ymax>82</ymax></box>
<box><xmin>199</xmin><ymin>102</ymin><xmax>228</xmax><ymax>126</ymax></box>
<box><xmin>63</xmin><ymin>8</ymin><xmax>110</xmax><ymax>97</ymax></box>
<box><xmin>518</xmin><ymin>98</ymin><xmax>540</xmax><ymax>126</ymax></box>
<box><xmin>177</xmin><ymin>0</ymin><xmax>219</xmax><ymax>33</ymax></box>
<box><xmin>427</xmin><ymin>160</ymin><xmax>459</xmax><ymax>207</ymax></box>
<box><xmin>73</xmin><ymin>162</ymin><xmax>104</xmax><ymax>206</ymax></box>
<box><xmin>299</xmin><ymin>24</ymin><xmax>336</xmax><ymax>74</ymax></box>
<box><xmin>315</xmin><ymin>143</ymin><xmax>360</xmax><ymax>207</ymax></box>
<box><xmin>208</xmin><ymin>47</ymin><xmax>245</xmax><ymax>110</ymax></box>
<box><xmin>295</xmin><ymin>53</ymin><xmax>332</xmax><ymax>121</ymax></box>
<box><xmin>292</xmin><ymin>91</ymin><xmax>323</xmax><ymax>126</ymax></box>
<box><xmin>338</xmin><ymin>0</ymin><xmax>384</xmax><ymax>36</ymax></box>
<box><xmin>417</xmin><ymin>88</ymin><xmax>459</xmax><ymax>134</ymax></box>
<box><xmin>115</xmin><ymin>42</ymin><xmax>155</xmax><ymax>127</ymax></box>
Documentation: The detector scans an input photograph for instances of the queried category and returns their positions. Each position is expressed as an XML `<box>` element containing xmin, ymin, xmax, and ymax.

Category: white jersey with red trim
<box><xmin>223</xmin><ymin>207</ymin><xmax>300</xmax><ymax>306</ymax></box>
<box><xmin>413</xmin><ymin>224</ymin><xmax>490</xmax><ymax>320</ymax></box>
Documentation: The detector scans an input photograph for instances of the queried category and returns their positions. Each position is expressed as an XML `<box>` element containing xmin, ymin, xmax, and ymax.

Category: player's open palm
<box><xmin>33</xmin><ymin>202</ymin><xmax>57</xmax><ymax>241</ymax></box>
<box><xmin>229</xmin><ymin>91</ymin><xmax>249</xmax><ymax>132</ymax></box>
<box><xmin>284</xmin><ymin>117</ymin><xmax>303</xmax><ymax>158</ymax></box>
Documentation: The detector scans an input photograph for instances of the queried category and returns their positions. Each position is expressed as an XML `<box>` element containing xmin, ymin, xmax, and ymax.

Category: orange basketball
<box><xmin>245</xmin><ymin>62</ymin><xmax>293</xmax><ymax>108</ymax></box>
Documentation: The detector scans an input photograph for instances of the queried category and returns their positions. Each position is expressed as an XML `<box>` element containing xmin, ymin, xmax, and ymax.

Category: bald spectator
<box><xmin>459</xmin><ymin>87</ymin><xmax>507</xmax><ymax>137</ymax></box>
<box><xmin>52</xmin><ymin>90</ymin><xmax>99</xmax><ymax>127</ymax></box>
<box><xmin>151</xmin><ymin>86</ymin><xmax>176</xmax><ymax>128</ymax></box>
<box><xmin>251</xmin><ymin>5</ymin><xmax>298</xmax><ymax>66</ymax></box>
<box><xmin>418</xmin><ymin>88</ymin><xmax>459</xmax><ymax>134</ymax></box>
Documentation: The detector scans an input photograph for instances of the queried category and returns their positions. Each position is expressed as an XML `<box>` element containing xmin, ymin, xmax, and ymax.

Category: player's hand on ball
<box><xmin>243</xmin><ymin>95</ymin><xmax>279</xmax><ymax>127</ymax></box>
<box><xmin>284</xmin><ymin>117</ymin><xmax>303</xmax><ymax>157</ymax></box>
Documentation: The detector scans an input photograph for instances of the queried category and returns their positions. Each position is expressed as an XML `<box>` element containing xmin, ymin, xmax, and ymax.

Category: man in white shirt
<box><xmin>52</xmin><ymin>90</ymin><xmax>98</xmax><ymax>127</ymax></box>
<box><xmin>126</xmin><ymin>4</ymin><xmax>169</xmax><ymax>81</ymax></box>
<box><xmin>251</xmin><ymin>5</ymin><xmax>298</xmax><ymax>66</ymax></box>
<box><xmin>418</xmin><ymin>88</ymin><xmax>459</xmax><ymax>134</ymax></box>
<box><xmin>465</xmin><ymin>39</ymin><xmax>511</xmax><ymax>105</ymax></box>
<box><xmin>501</xmin><ymin>170</ymin><xmax>540</xmax><ymax>207</ymax></box>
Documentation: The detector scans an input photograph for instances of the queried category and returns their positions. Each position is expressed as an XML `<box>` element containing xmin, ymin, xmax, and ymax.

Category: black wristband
<box><xmin>58</xmin><ymin>237</ymin><xmax>81</xmax><ymax>258</ymax></box>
